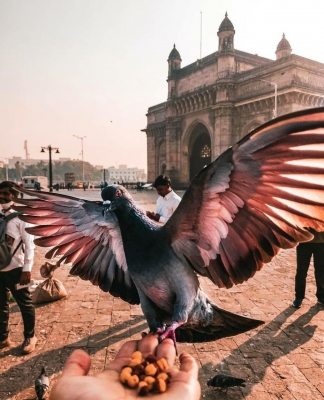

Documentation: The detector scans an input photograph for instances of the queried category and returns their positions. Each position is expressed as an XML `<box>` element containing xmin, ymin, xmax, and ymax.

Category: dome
<box><xmin>276</xmin><ymin>33</ymin><xmax>292</xmax><ymax>52</ymax></box>
<box><xmin>168</xmin><ymin>44</ymin><xmax>182</xmax><ymax>61</ymax></box>
<box><xmin>218</xmin><ymin>12</ymin><xmax>235</xmax><ymax>32</ymax></box>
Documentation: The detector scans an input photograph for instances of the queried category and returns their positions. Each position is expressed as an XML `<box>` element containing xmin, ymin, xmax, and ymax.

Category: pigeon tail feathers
<box><xmin>176</xmin><ymin>302</ymin><xmax>263</xmax><ymax>342</ymax></box>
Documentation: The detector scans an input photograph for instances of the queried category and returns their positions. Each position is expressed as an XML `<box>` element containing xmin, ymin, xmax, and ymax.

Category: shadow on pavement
<box><xmin>200</xmin><ymin>305</ymin><xmax>321</xmax><ymax>399</ymax></box>
<box><xmin>0</xmin><ymin>315</ymin><xmax>146</xmax><ymax>398</ymax></box>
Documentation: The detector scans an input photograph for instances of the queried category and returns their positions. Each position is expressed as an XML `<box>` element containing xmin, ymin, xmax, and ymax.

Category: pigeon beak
<box><xmin>109</xmin><ymin>201</ymin><xmax>117</xmax><ymax>211</ymax></box>
<box><xmin>102</xmin><ymin>200</ymin><xmax>113</xmax><ymax>215</ymax></box>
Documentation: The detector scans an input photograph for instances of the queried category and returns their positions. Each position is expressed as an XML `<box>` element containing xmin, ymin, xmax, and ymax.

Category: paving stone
<box><xmin>1</xmin><ymin>189</ymin><xmax>324</xmax><ymax>399</ymax></box>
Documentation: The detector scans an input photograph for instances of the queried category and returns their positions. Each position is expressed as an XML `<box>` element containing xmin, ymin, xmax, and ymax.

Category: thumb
<box><xmin>179</xmin><ymin>352</ymin><xmax>199</xmax><ymax>379</ymax></box>
<box><xmin>62</xmin><ymin>349</ymin><xmax>91</xmax><ymax>377</ymax></box>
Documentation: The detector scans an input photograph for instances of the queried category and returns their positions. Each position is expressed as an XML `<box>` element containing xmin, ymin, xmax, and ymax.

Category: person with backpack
<box><xmin>0</xmin><ymin>181</ymin><xmax>37</xmax><ymax>354</ymax></box>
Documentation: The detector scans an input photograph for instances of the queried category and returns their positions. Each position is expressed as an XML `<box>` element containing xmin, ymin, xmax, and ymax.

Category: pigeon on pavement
<box><xmin>207</xmin><ymin>373</ymin><xmax>246</xmax><ymax>389</ymax></box>
<box><xmin>14</xmin><ymin>107</ymin><xmax>324</xmax><ymax>344</ymax></box>
<box><xmin>35</xmin><ymin>367</ymin><xmax>49</xmax><ymax>399</ymax></box>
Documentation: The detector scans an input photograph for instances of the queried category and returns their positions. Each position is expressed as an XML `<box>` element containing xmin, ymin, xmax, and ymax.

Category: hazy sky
<box><xmin>1</xmin><ymin>0</ymin><xmax>324</xmax><ymax>171</ymax></box>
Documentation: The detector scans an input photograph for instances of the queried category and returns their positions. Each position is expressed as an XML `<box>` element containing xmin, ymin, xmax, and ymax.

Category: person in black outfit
<box><xmin>293</xmin><ymin>229</ymin><xmax>324</xmax><ymax>308</ymax></box>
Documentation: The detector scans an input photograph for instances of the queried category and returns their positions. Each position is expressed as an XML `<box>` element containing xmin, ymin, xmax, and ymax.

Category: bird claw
<box><xmin>155</xmin><ymin>328</ymin><xmax>165</xmax><ymax>335</ymax></box>
<box><xmin>157</xmin><ymin>327</ymin><xmax>178</xmax><ymax>354</ymax></box>
<box><xmin>158</xmin><ymin>328</ymin><xmax>176</xmax><ymax>343</ymax></box>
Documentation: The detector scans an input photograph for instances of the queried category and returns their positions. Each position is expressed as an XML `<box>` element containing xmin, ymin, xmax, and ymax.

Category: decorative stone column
<box><xmin>213</xmin><ymin>104</ymin><xmax>235</xmax><ymax>158</ymax></box>
<box><xmin>165</xmin><ymin>116</ymin><xmax>182</xmax><ymax>186</ymax></box>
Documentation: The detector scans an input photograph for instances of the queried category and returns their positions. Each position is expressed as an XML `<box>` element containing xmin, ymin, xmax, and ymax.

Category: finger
<box><xmin>137</xmin><ymin>333</ymin><xmax>159</xmax><ymax>358</ymax></box>
<box><xmin>62</xmin><ymin>349</ymin><xmax>91</xmax><ymax>377</ymax></box>
<box><xmin>179</xmin><ymin>352</ymin><xmax>199</xmax><ymax>379</ymax></box>
<box><xmin>107</xmin><ymin>340</ymin><xmax>138</xmax><ymax>372</ymax></box>
<box><xmin>156</xmin><ymin>338</ymin><xmax>176</xmax><ymax>367</ymax></box>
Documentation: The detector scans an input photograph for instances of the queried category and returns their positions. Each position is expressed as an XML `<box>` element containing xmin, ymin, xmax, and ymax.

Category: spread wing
<box><xmin>13</xmin><ymin>190</ymin><xmax>139</xmax><ymax>304</ymax></box>
<box><xmin>165</xmin><ymin>107</ymin><xmax>324</xmax><ymax>288</ymax></box>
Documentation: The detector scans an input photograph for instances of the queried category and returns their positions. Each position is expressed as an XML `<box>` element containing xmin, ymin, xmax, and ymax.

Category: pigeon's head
<box><xmin>101</xmin><ymin>185</ymin><xmax>132</xmax><ymax>212</ymax></box>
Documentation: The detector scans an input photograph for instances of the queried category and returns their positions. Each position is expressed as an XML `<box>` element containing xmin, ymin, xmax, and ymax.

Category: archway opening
<box><xmin>189</xmin><ymin>126</ymin><xmax>211</xmax><ymax>181</ymax></box>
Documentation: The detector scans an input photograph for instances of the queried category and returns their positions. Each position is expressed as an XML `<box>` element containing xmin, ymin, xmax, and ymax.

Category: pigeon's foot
<box><xmin>155</xmin><ymin>328</ymin><xmax>165</xmax><ymax>335</ymax></box>
<box><xmin>157</xmin><ymin>321</ymin><xmax>184</xmax><ymax>348</ymax></box>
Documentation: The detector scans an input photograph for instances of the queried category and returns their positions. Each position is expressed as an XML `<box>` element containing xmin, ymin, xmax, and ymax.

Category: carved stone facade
<box><xmin>143</xmin><ymin>14</ymin><xmax>324</xmax><ymax>188</ymax></box>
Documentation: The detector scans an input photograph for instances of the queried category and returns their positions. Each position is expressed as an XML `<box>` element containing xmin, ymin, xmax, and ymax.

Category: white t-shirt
<box><xmin>155</xmin><ymin>190</ymin><xmax>181</xmax><ymax>223</ymax></box>
<box><xmin>0</xmin><ymin>208</ymin><xmax>35</xmax><ymax>272</ymax></box>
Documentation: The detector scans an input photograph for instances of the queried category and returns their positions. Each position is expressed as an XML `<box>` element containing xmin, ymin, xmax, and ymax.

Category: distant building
<box><xmin>143</xmin><ymin>13</ymin><xmax>324</xmax><ymax>187</ymax></box>
<box><xmin>108</xmin><ymin>165</ymin><xmax>146</xmax><ymax>182</ymax></box>
<box><xmin>7</xmin><ymin>156</ymin><xmax>71</xmax><ymax>169</ymax></box>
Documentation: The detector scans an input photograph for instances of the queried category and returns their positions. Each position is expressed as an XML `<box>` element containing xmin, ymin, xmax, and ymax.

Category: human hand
<box><xmin>146</xmin><ymin>211</ymin><xmax>154</xmax><ymax>218</ymax></box>
<box><xmin>49</xmin><ymin>334</ymin><xmax>201</xmax><ymax>400</ymax></box>
<box><xmin>146</xmin><ymin>212</ymin><xmax>160</xmax><ymax>222</ymax></box>
<box><xmin>20</xmin><ymin>271</ymin><xmax>31</xmax><ymax>285</ymax></box>
<box><xmin>153</xmin><ymin>213</ymin><xmax>161</xmax><ymax>222</ymax></box>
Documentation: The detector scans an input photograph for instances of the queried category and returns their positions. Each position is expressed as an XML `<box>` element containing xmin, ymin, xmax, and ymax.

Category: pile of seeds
<box><xmin>119</xmin><ymin>351</ymin><xmax>171</xmax><ymax>396</ymax></box>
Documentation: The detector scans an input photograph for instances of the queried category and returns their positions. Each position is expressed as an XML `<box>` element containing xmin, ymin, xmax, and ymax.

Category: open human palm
<box><xmin>49</xmin><ymin>335</ymin><xmax>201</xmax><ymax>400</ymax></box>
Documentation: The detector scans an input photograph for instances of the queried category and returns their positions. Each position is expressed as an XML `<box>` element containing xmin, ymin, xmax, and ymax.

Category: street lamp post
<box><xmin>260</xmin><ymin>79</ymin><xmax>278</xmax><ymax>118</ymax></box>
<box><xmin>41</xmin><ymin>145</ymin><xmax>59</xmax><ymax>192</ymax></box>
<box><xmin>5</xmin><ymin>158</ymin><xmax>8</xmax><ymax>181</ymax></box>
<box><xmin>73</xmin><ymin>135</ymin><xmax>86</xmax><ymax>182</ymax></box>
<box><xmin>101</xmin><ymin>169</ymin><xmax>107</xmax><ymax>183</ymax></box>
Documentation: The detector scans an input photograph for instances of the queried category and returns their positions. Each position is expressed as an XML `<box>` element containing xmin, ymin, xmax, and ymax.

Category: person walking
<box><xmin>0</xmin><ymin>181</ymin><xmax>37</xmax><ymax>354</ymax></box>
<box><xmin>293</xmin><ymin>228</ymin><xmax>324</xmax><ymax>308</ymax></box>
<box><xmin>146</xmin><ymin>175</ymin><xmax>181</xmax><ymax>224</ymax></box>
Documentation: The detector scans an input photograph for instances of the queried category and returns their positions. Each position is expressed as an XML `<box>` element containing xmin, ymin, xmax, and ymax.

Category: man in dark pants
<box><xmin>0</xmin><ymin>181</ymin><xmax>37</xmax><ymax>354</ymax></box>
<box><xmin>293</xmin><ymin>229</ymin><xmax>324</xmax><ymax>308</ymax></box>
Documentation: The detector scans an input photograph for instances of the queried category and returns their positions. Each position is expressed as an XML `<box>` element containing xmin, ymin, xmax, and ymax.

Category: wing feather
<box><xmin>13</xmin><ymin>189</ymin><xmax>139</xmax><ymax>304</ymax></box>
<box><xmin>165</xmin><ymin>107</ymin><xmax>324</xmax><ymax>287</ymax></box>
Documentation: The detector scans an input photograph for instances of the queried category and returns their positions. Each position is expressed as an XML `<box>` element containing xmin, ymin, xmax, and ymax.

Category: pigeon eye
<box><xmin>115</xmin><ymin>190</ymin><xmax>122</xmax><ymax>198</ymax></box>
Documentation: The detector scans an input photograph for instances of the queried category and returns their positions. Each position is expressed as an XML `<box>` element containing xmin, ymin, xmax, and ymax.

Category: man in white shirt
<box><xmin>0</xmin><ymin>181</ymin><xmax>37</xmax><ymax>354</ymax></box>
<box><xmin>146</xmin><ymin>175</ymin><xmax>181</xmax><ymax>224</ymax></box>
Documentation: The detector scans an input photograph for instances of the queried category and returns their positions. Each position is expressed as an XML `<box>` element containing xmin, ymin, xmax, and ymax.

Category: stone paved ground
<box><xmin>0</xmin><ymin>189</ymin><xmax>323</xmax><ymax>399</ymax></box>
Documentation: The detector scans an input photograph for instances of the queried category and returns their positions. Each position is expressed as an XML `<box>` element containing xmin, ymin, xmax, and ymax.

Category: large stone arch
<box><xmin>182</xmin><ymin>121</ymin><xmax>212</xmax><ymax>182</ymax></box>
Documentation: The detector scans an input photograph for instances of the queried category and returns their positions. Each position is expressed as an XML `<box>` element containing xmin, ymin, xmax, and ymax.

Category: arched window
<box><xmin>189</xmin><ymin>128</ymin><xmax>211</xmax><ymax>181</ymax></box>
<box><xmin>200</xmin><ymin>144</ymin><xmax>211</xmax><ymax>158</ymax></box>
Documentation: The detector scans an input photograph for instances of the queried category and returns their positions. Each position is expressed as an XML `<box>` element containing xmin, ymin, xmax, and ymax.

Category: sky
<box><xmin>1</xmin><ymin>0</ymin><xmax>324</xmax><ymax>172</ymax></box>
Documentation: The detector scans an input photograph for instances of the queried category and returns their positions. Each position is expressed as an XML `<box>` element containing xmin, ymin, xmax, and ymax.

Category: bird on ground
<box><xmin>35</xmin><ymin>367</ymin><xmax>50</xmax><ymax>399</ymax></box>
<box><xmin>14</xmin><ymin>107</ymin><xmax>324</xmax><ymax>345</ymax></box>
<box><xmin>207</xmin><ymin>373</ymin><xmax>246</xmax><ymax>389</ymax></box>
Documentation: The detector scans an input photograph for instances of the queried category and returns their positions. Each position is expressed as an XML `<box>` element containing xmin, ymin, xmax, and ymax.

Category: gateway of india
<box><xmin>143</xmin><ymin>13</ymin><xmax>324</xmax><ymax>187</ymax></box>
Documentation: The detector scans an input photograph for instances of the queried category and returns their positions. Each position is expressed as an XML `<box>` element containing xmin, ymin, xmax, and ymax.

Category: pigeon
<box><xmin>14</xmin><ymin>107</ymin><xmax>324</xmax><ymax>344</ymax></box>
<box><xmin>40</xmin><ymin>261</ymin><xmax>60</xmax><ymax>278</ymax></box>
<box><xmin>35</xmin><ymin>367</ymin><xmax>50</xmax><ymax>399</ymax></box>
<box><xmin>207</xmin><ymin>374</ymin><xmax>246</xmax><ymax>389</ymax></box>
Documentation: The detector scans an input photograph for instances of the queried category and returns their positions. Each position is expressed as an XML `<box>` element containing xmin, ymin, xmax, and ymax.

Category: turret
<box><xmin>217</xmin><ymin>12</ymin><xmax>235</xmax><ymax>52</ymax></box>
<box><xmin>276</xmin><ymin>33</ymin><xmax>292</xmax><ymax>59</ymax></box>
<box><xmin>168</xmin><ymin>44</ymin><xmax>181</xmax><ymax>75</ymax></box>
<box><xmin>217</xmin><ymin>13</ymin><xmax>235</xmax><ymax>78</ymax></box>
<box><xmin>167</xmin><ymin>44</ymin><xmax>181</xmax><ymax>99</ymax></box>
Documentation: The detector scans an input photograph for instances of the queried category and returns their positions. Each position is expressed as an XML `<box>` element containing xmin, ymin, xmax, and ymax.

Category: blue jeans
<box><xmin>0</xmin><ymin>268</ymin><xmax>35</xmax><ymax>341</ymax></box>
